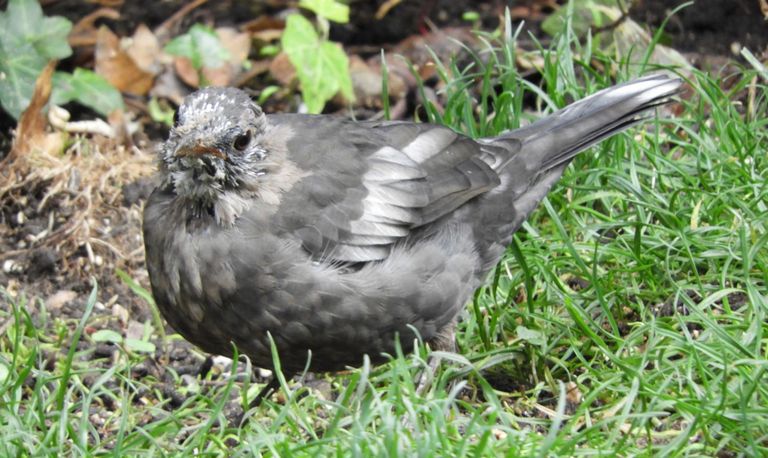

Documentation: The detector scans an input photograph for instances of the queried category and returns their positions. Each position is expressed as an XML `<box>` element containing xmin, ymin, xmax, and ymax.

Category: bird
<box><xmin>142</xmin><ymin>73</ymin><xmax>682</xmax><ymax>399</ymax></box>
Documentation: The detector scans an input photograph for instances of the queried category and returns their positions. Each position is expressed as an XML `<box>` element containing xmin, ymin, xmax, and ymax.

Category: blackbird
<box><xmin>143</xmin><ymin>74</ymin><xmax>681</xmax><ymax>385</ymax></box>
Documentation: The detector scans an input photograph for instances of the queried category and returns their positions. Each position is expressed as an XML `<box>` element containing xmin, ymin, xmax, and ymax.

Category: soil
<box><xmin>631</xmin><ymin>0</ymin><xmax>766</xmax><ymax>57</ymax></box>
<box><xmin>1</xmin><ymin>0</ymin><xmax>765</xmax><ymax>407</ymax></box>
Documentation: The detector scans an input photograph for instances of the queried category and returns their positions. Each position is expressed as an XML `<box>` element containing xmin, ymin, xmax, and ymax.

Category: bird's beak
<box><xmin>175</xmin><ymin>144</ymin><xmax>228</xmax><ymax>160</ymax></box>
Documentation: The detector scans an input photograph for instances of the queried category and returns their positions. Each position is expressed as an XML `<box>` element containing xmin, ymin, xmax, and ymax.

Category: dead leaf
<box><xmin>565</xmin><ymin>381</ymin><xmax>583</xmax><ymax>405</ymax></box>
<box><xmin>69</xmin><ymin>8</ymin><xmax>121</xmax><ymax>48</ymax></box>
<box><xmin>126</xmin><ymin>24</ymin><xmax>162</xmax><ymax>74</ymax></box>
<box><xmin>202</xmin><ymin>27</ymin><xmax>252</xmax><ymax>87</ymax></box>
<box><xmin>348</xmin><ymin>55</ymin><xmax>407</xmax><ymax>108</ymax></box>
<box><xmin>218</xmin><ymin>27</ymin><xmax>252</xmax><ymax>64</ymax></box>
<box><xmin>375</xmin><ymin>0</ymin><xmax>403</xmax><ymax>19</ymax></box>
<box><xmin>7</xmin><ymin>61</ymin><xmax>62</xmax><ymax>165</ymax></box>
<box><xmin>95</xmin><ymin>26</ymin><xmax>155</xmax><ymax>95</ymax></box>
<box><xmin>154</xmin><ymin>0</ymin><xmax>209</xmax><ymax>42</ymax></box>
<box><xmin>173</xmin><ymin>27</ymin><xmax>251</xmax><ymax>88</ymax></box>
<box><xmin>393</xmin><ymin>27</ymin><xmax>477</xmax><ymax>80</ymax></box>
<box><xmin>242</xmin><ymin>15</ymin><xmax>285</xmax><ymax>42</ymax></box>
<box><xmin>45</xmin><ymin>290</ymin><xmax>78</xmax><ymax>310</ymax></box>
<box><xmin>761</xmin><ymin>0</ymin><xmax>768</xmax><ymax>19</ymax></box>
<box><xmin>151</xmin><ymin>68</ymin><xmax>188</xmax><ymax>105</ymax></box>
<box><xmin>232</xmin><ymin>59</ymin><xmax>271</xmax><ymax>87</ymax></box>
<box><xmin>173</xmin><ymin>57</ymin><xmax>200</xmax><ymax>88</ymax></box>
<box><xmin>269</xmin><ymin>52</ymin><xmax>297</xmax><ymax>86</ymax></box>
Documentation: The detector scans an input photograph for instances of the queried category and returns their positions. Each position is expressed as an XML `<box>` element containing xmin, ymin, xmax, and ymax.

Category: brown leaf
<box><xmin>218</xmin><ymin>27</ymin><xmax>252</xmax><ymax>65</ymax></box>
<box><xmin>173</xmin><ymin>57</ymin><xmax>201</xmax><ymax>88</ymax></box>
<box><xmin>7</xmin><ymin>61</ymin><xmax>61</xmax><ymax>165</ymax></box>
<box><xmin>393</xmin><ymin>27</ymin><xmax>477</xmax><ymax>80</ymax></box>
<box><xmin>69</xmin><ymin>8</ymin><xmax>121</xmax><ymax>48</ymax></box>
<box><xmin>126</xmin><ymin>24</ymin><xmax>162</xmax><ymax>74</ymax></box>
<box><xmin>172</xmin><ymin>27</ymin><xmax>251</xmax><ymax>88</ymax></box>
<box><xmin>375</xmin><ymin>0</ymin><xmax>403</xmax><ymax>19</ymax></box>
<box><xmin>45</xmin><ymin>290</ymin><xmax>78</xmax><ymax>310</ymax></box>
<box><xmin>95</xmin><ymin>26</ymin><xmax>155</xmax><ymax>96</ymax></box>
<box><xmin>151</xmin><ymin>68</ymin><xmax>188</xmax><ymax>105</ymax></box>
<box><xmin>201</xmin><ymin>27</ymin><xmax>252</xmax><ymax>87</ymax></box>
<box><xmin>348</xmin><ymin>55</ymin><xmax>407</xmax><ymax>108</ymax></box>
<box><xmin>242</xmin><ymin>15</ymin><xmax>285</xmax><ymax>43</ymax></box>
<box><xmin>232</xmin><ymin>59</ymin><xmax>271</xmax><ymax>88</ymax></box>
<box><xmin>268</xmin><ymin>52</ymin><xmax>296</xmax><ymax>86</ymax></box>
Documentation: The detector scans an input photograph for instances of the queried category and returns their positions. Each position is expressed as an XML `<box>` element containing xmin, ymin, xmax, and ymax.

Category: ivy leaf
<box><xmin>0</xmin><ymin>40</ymin><xmax>48</xmax><ymax>119</ymax></box>
<box><xmin>52</xmin><ymin>68</ymin><xmax>124</xmax><ymax>116</ymax></box>
<box><xmin>164</xmin><ymin>24</ymin><xmax>230</xmax><ymax>70</ymax></box>
<box><xmin>299</xmin><ymin>0</ymin><xmax>350</xmax><ymax>23</ymax></box>
<box><xmin>1</xmin><ymin>0</ymin><xmax>72</xmax><ymax>59</ymax></box>
<box><xmin>282</xmin><ymin>14</ymin><xmax>353</xmax><ymax>113</ymax></box>
<box><xmin>0</xmin><ymin>0</ymin><xmax>73</xmax><ymax>119</ymax></box>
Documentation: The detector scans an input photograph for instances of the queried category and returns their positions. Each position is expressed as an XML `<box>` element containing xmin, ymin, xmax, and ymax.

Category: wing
<box><xmin>268</xmin><ymin>114</ymin><xmax>520</xmax><ymax>263</ymax></box>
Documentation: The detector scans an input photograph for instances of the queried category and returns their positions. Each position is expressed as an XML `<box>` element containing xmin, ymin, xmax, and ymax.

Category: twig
<box><xmin>155</xmin><ymin>0</ymin><xmax>209</xmax><ymax>41</ymax></box>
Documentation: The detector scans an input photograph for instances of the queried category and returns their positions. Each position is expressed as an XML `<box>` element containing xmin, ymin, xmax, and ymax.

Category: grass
<box><xmin>2</xmin><ymin>13</ymin><xmax>767</xmax><ymax>458</ymax></box>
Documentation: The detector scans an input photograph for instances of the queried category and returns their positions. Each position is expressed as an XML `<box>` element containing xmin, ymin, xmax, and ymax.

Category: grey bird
<box><xmin>143</xmin><ymin>74</ymin><xmax>681</xmax><ymax>393</ymax></box>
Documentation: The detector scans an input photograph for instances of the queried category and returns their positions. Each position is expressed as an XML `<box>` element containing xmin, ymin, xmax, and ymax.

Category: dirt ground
<box><xmin>1</xmin><ymin>0</ymin><xmax>766</xmax><ymax>395</ymax></box>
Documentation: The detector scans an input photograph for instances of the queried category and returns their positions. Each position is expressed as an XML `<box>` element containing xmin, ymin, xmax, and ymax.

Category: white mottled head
<box><xmin>160</xmin><ymin>87</ymin><xmax>270</xmax><ymax>213</ymax></box>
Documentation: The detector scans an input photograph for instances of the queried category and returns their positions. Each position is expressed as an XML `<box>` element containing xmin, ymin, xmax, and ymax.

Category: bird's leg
<box><xmin>415</xmin><ymin>321</ymin><xmax>457</xmax><ymax>395</ymax></box>
<box><xmin>249</xmin><ymin>375</ymin><xmax>282</xmax><ymax>407</ymax></box>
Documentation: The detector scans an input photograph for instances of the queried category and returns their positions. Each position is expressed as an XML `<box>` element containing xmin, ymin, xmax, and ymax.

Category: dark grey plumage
<box><xmin>143</xmin><ymin>74</ymin><xmax>681</xmax><ymax>374</ymax></box>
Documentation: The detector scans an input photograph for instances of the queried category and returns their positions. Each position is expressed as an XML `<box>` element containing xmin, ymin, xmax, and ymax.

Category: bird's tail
<box><xmin>494</xmin><ymin>73</ymin><xmax>682</xmax><ymax>173</ymax></box>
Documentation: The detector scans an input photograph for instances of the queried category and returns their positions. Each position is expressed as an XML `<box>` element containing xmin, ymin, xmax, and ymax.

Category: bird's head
<box><xmin>160</xmin><ymin>87</ymin><xmax>271</xmax><ymax>208</ymax></box>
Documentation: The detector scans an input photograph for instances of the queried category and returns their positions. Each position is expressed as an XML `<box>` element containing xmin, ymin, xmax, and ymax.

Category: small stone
<box><xmin>3</xmin><ymin>260</ymin><xmax>19</xmax><ymax>274</ymax></box>
<box><xmin>126</xmin><ymin>320</ymin><xmax>145</xmax><ymax>340</ymax></box>
<box><xmin>212</xmin><ymin>355</ymin><xmax>233</xmax><ymax>373</ymax></box>
<box><xmin>45</xmin><ymin>290</ymin><xmax>77</xmax><ymax>310</ymax></box>
<box><xmin>112</xmin><ymin>303</ymin><xmax>129</xmax><ymax>324</ymax></box>
<box><xmin>257</xmin><ymin>368</ymin><xmax>273</xmax><ymax>379</ymax></box>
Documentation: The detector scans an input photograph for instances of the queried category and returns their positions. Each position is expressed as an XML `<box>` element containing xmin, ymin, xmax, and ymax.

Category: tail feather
<box><xmin>495</xmin><ymin>73</ymin><xmax>682</xmax><ymax>172</ymax></box>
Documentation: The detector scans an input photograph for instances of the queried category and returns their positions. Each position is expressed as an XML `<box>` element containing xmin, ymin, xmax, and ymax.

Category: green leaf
<box><xmin>299</xmin><ymin>0</ymin><xmax>350</xmax><ymax>23</ymax></box>
<box><xmin>0</xmin><ymin>0</ymin><xmax>73</xmax><ymax>119</ymax></box>
<box><xmin>0</xmin><ymin>40</ymin><xmax>47</xmax><ymax>119</ymax></box>
<box><xmin>124</xmin><ymin>338</ymin><xmax>156</xmax><ymax>354</ymax></box>
<box><xmin>282</xmin><ymin>14</ymin><xmax>353</xmax><ymax>113</ymax></box>
<box><xmin>148</xmin><ymin>97</ymin><xmax>175</xmax><ymax>127</ymax></box>
<box><xmin>52</xmin><ymin>68</ymin><xmax>124</xmax><ymax>116</ymax></box>
<box><xmin>164</xmin><ymin>24</ymin><xmax>230</xmax><ymax>70</ymax></box>
<box><xmin>0</xmin><ymin>362</ymin><xmax>9</xmax><ymax>385</ymax></box>
<box><xmin>91</xmin><ymin>329</ymin><xmax>123</xmax><ymax>344</ymax></box>
<box><xmin>516</xmin><ymin>325</ymin><xmax>546</xmax><ymax>346</ymax></box>
<box><xmin>1</xmin><ymin>0</ymin><xmax>72</xmax><ymax>59</ymax></box>
<box><xmin>258</xmin><ymin>85</ymin><xmax>280</xmax><ymax>105</ymax></box>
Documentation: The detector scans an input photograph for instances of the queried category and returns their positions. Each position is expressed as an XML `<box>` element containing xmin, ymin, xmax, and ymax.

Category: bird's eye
<box><xmin>233</xmin><ymin>131</ymin><xmax>251</xmax><ymax>151</ymax></box>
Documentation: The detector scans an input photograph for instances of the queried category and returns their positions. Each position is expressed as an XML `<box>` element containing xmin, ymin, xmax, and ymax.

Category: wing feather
<box><xmin>268</xmin><ymin>115</ymin><xmax>512</xmax><ymax>263</ymax></box>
